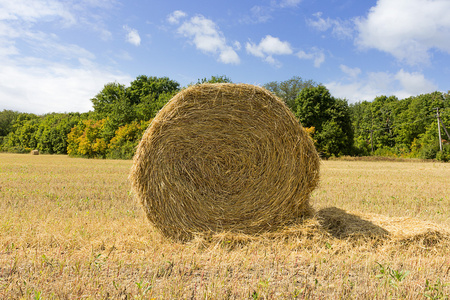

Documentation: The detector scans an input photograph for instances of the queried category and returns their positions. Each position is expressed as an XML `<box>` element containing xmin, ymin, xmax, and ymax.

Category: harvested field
<box><xmin>0</xmin><ymin>153</ymin><xmax>449</xmax><ymax>299</ymax></box>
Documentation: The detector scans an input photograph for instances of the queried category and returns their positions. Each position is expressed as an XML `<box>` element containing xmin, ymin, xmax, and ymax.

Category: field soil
<box><xmin>0</xmin><ymin>153</ymin><xmax>449</xmax><ymax>299</ymax></box>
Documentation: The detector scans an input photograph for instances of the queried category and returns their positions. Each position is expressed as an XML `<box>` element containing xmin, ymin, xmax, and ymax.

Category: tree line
<box><xmin>1</xmin><ymin>75</ymin><xmax>449</xmax><ymax>161</ymax></box>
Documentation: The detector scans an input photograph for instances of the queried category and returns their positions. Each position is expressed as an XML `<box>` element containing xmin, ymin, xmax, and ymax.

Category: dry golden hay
<box><xmin>130</xmin><ymin>83</ymin><xmax>320</xmax><ymax>241</ymax></box>
<box><xmin>31</xmin><ymin>149</ymin><xmax>39</xmax><ymax>155</ymax></box>
<box><xmin>355</xmin><ymin>211</ymin><xmax>450</xmax><ymax>246</ymax></box>
<box><xmin>191</xmin><ymin>208</ymin><xmax>450</xmax><ymax>249</ymax></box>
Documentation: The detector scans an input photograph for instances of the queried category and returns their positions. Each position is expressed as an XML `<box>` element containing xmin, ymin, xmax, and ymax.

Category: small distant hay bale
<box><xmin>130</xmin><ymin>83</ymin><xmax>320</xmax><ymax>241</ymax></box>
<box><xmin>31</xmin><ymin>149</ymin><xmax>39</xmax><ymax>155</ymax></box>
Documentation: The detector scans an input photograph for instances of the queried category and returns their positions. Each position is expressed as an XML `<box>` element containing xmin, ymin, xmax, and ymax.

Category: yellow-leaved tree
<box><xmin>67</xmin><ymin>119</ymin><xmax>107</xmax><ymax>158</ymax></box>
<box><xmin>107</xmin><ymin>120</ymin><xmax>151</xmax><ymax>159</ymax></box>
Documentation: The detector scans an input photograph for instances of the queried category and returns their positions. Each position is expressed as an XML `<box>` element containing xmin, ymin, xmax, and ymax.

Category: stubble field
<box><xmin>0</xmin><ymin>153</ymin><xmax>449</xmax><ymax>299</ymax></box>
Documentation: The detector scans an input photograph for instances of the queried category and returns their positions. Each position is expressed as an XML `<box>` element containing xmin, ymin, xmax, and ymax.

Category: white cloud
<box><xmin>19</xmin><ymin>29</ymin><xmax>96</xmax><ymax>62</ymax></box>
<box><xmin>176</xmin><ymin>14</ymin><xmax>240</xmax><ymax>64</ymax></box>
<box><xmin>0</xmin><ymin>0</ymin><xmax>132</xmax><ymax>114</ymax></box>
<box><xmin>0</xmin><ymin>39</ymin><xmax>18</xmax><ymax>56</ymax></box>
<box><xmin>296</xmin><ymin>48</ymin><xmax>325</xmax><ymax>67</ymax></box>
<box><xmin>243</xmin><ymin>1</ymin><xmax>302</xmax><ymax>24</ymax></box>
<box><xmin>246</xmin><ymin>35</ymin><xmax>292</xmax><ymax>66</ymax></box>
<box><xmin>0</xmin><ymin>55</ymin><xmax>132</xmax><ymax>114</ymax></box>
<box><xmin>394</xmin><ymin>69</ymin><xmax>438</xmax><ymax>97</ymax></box>
<box><xmin>340</xmin><ymin>64</ymin><xmax>361</xmax><ymax>78</ymax></box>
<box><xmin>264</xmin><ymin>55</ymin><xmax>277</xmax><ymax>66</ymax></box>
<box><xmin>116</xmin><ymin>50</ymin><xmax>132</xmax><ymax>61</ymax></box>
<box><xmin>0</xmin><ymin>0</ymin><xmax>75</xmax><ymax>24</ymax></box>
<box><xmin>355</xmin><ymin>0</ymin><xmax>450</xmax><ymax>65</ymax></box>
<box><xmin>326</xmin><ymin>69</ymin><xmax>437</xmax><ymax>102</ymax></box>
<box><xmin>0</xmin><ymin>25</ymin><xmax>131</xmax><ymax>114</ymax></box>
<box><xmin>167</xmin><ymin>10</ymin><xmax>187</xmax><ymax>24</ymax></box>
<box><xmin>307</xmin><ymin>12</ymin><xmax>353</xmax><ymax>39</ymax></box>
<box><xmin>278</xmin><ymin>0</ymin><xmax>302</xmax><ymax>8</ymax></box>
<box><xmin>0</xmin><ymin>1</ymin><xmax>103</xmax><ymax>62</ymax></box>
<box><xmin>257</xmin><ymin>35</ymin><xmax>292</xmax><ymax>55</ymax></box>
<box><xmin>332</xmin><ymin>20</ymin><xmax>354</xmax><ymax>40</ymax></box>
<box><xmin>307</xmin><ymin>12</ymin><xmax>331</xmax><ymax>31</ymax></box>
<box><xmin>219</xmin><ymin>47</ymin><xmax>240</xmax><ymax>64</ymax></box>
<box><xmin>0</xmin><ymin>0</ymin><xmax>113</xmax><ymax>40</ymax></box>
<box><xmin>326</xmin><ymin>81</ymin><xmax>376</xmax><ymax>103</ymax></box>
<box><xmin>124</xmin><ymin>25</ymin><xmax>141</xmax><ymax>46</ymax></box>
<box><xmin>248</xmin><ymin>5</ymin><xmax>273</xmax><ymax>23</ymax></box>
<box><xmin>233</xmin><ymin>41</ymin><xmax>241</xmax><ymax>50</ymax></box>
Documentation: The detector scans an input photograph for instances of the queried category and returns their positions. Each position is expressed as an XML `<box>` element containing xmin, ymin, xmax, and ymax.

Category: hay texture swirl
<box><xmin>130</xmin><ymin>83</ymin><xmax>320</xmax><ymax>241</ymax></box>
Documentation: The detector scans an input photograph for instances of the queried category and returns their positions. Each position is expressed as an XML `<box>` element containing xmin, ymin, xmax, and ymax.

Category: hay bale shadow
<box><xmin>187</xmin><ymin>207</ymin><xmax>449</xmax><ymax>250</ymax></box>
<box><xmin>316</xmin><ymin>207</ymin><xmax>390</xmax><ymax>239</ymax></box>
<box><xmin>316</xmin><ymin>207</ymin><xmax>450</xmax><ymax>247</ymax></box>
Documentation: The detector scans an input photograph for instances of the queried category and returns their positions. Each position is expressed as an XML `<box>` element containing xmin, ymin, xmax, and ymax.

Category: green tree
<box><xmin>126</xmin><ymin>75</ymin><xmax>180</xmax><ymax>106</ymax></box>
<box><xmin>133</xmin><ymin>91</ymin><xmax>176</xmax><ymax>122</ymax></box>
<box><xmin>369</xmin><ymin>95</ymin><xmax>398</xmax><ymax>150</ymax></box>
<box><xmin>294</xmin><ymin>85</ymin><xmax>353</xmax><ymax>157</ymax></box>
<box><xmin>393</xmin><ymin>92</ymin><xmax>445</xmax><ymax>152</ymax></box>
<box><xmin>107</xmin><ymin>120</ymin><xmax>151</xmax><ymax>159</ymax></box>
<box><xmin>349</xmin><ymin>91</ymin><xmax>450</xmax><ymax>158</ymax></box>
<box><xmin>91</xmin><ymin>76</ymin><xmax>180</xmax><ymax>142</ymax></box>
<box><xmin>0</xmin><ymin>110</ymin><xmax>20</xmax><ymax>151</ymax></box>
<box><xmin>90</xmin><ymin>82</ymin><xmax>133</xmax><ymax>142</ymax></box>
<box><xmin>0</xmin><ymin>110</ymin><xmax>20</xmax><ymax>137</ymax></box>
<box><xmin>35</xmin><ymin>113</ymin><xmax>83</xmax><ymax>154</ymax></box>
<box><xmin>101</xmin><ymin>103</ymin><xmax>136</xmax><ymax>142</ymax></box>
<box><xmin>91</xmin><ymin>82</ymin><xmax>127</xmax><ymax>118</ymax></box>
<box><xmin>349</xmin><ymin>101</ymin><xmax>373</xmax><ymax>155</ymax></box>
<box><xmin>3</xmin><ymin>113</ymin><xmax>40</xmax><ymax>152</ymax></box>
<box><xmin>264</xmin><ymin>76</ymin><xmax>317</xmax><ymax>112</ymax></box>
<box><xmin>196</xmin><ymin>75</ymin><xmax>233</xmax><ymax>84</ymax></box>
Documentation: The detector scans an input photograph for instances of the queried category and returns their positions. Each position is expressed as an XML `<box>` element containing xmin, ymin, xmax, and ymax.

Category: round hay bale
<box><xmin>130</xmin><ymin>83</ymin><xmax>320</xmax><ymax>241</ymax></box>
<box><xmin>31</xmin><ymin>149</ymin><xmax>39</xmax><ymax>155</ymax></box>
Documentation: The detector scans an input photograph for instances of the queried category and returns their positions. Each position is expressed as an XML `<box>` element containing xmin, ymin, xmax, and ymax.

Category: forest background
<box><xmin>1</xmin><ymin>75</ymin><xmax>449</xmax><ymax>161</ymax></box>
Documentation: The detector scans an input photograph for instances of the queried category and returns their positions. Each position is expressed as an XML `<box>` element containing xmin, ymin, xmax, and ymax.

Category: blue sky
<box><xmin>1</xmin><ymin>0</ymin><xmax>450</xmax><ymax>114</ymax></box>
